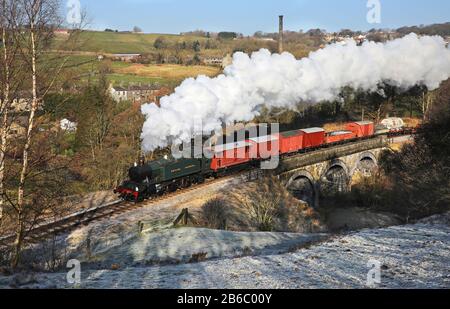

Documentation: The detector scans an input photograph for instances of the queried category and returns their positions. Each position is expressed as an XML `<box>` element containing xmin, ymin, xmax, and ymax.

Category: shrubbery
<box><xmin>201</xmin><ymin>198</ymin><xmax>228</xmax><ymax>230</ymax></box>
<box><xmin>200</xmin><ymin>176</ymin><xmax>322</xmax><ymax>233</ymax></box>
<box><xmin>323</xmin><ymin>79</ymin><xmax>450</xmax><ymax>222</ymax></box>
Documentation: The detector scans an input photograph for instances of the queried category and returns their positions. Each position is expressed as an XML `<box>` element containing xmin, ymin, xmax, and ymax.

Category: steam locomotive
<box><xmin>114</xmin><ymin>119</ymin><xmax>412</xmax><ymax>203</ymax></box>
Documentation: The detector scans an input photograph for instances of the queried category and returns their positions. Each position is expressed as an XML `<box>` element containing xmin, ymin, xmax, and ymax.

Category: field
<box><xmin>54</xmin><ymin>31</ymin><xmax>208</xmax><ymax>54</ymax></box>
<box><xmin>114</xmin><ymin>63</ymin><xmax>220</xmax><ymax>81</ymax></box>
<box><xmin>61</xmin><ymin>53</ymin><xmax>220</xmax><ymax>87</ymax></box>
<box><xmin>53</xmin><ymin>30</ymin><xmax>320</xmax><ymax>88</ymax></box>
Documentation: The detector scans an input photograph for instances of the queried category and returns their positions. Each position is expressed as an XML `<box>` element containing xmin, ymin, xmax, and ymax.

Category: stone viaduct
<box><xmin>275</xmin><ymin>136</ymin><xmax>389</xmax><ymax>207</ymax></box>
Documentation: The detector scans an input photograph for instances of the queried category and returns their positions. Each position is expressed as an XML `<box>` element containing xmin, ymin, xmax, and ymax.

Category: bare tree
<box><xmin>420</xmin><ymin>90</ymin><xmax>435</xmax><ymax>121</ymax></box>
<box><xmin>0</xmin><ymin>0</ymin><xmax>23</xmax><ymax>224</ymax></box>
<box><xmin>0</xmin><ymin>0</ymin><xmax>12</xmax><ymax>222</ymax></box>
<box><xmin>231</xmin><ymin>176</ymin><xmax>285</xmax><ymax>231</ymax></box>
<box><xmin>6</xmin><ymin>0</ymin><xmax>84</xmax><ymax>269</ymax></box>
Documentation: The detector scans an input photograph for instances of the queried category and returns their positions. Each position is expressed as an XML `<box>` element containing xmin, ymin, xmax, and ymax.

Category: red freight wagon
<box><xmin>210</xmin><ymin>140</ymin><xmax>253</xmax><ymax>171</ymax></box>
<box><xmin>326</xmin><ymin>130</ymin><xmax>356</xmax><ymax>144</ymax></box>
<box><xmin>247</xmin><ymin>135</ymin><xmax>279</xmax><ymax>159</ymax></box>
<box><xmin>346</xmin><ymin>121</ymin><xmax>375</xmax><ymax>138</ymax></box>
<box><xmin>277</xmin><ymin>130</ymin><xmax>304</xmax><ymax>155</ymax></box>
<box><xmin>301</xmin><ymin>128</ymin><xmax>326</xmax><ymax>149</ymax></box>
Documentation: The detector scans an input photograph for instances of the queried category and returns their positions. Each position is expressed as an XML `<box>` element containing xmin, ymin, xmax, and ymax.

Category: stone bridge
<box><xmin>276</xmin><ymin>136</ymin><xmax>389</xmax><ymax>207</ymax></box>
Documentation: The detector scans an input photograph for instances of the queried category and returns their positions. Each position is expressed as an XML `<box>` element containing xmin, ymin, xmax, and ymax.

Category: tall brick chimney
<box><xmin>278</xmin><ymin>15</ymin><xmax>284</xmax><ymax>53</ymax></box>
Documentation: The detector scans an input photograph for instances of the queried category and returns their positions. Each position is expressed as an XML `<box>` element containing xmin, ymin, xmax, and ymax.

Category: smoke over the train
<box><xmin>141</xmin><ymin>33</ymin><xmax>450</xmax><ymax>152</ymax></box>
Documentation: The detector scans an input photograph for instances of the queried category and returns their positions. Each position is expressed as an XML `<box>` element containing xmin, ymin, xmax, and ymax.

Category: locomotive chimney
<box><xmin>278</xmin><ymin>15</ymin><xmax>284</xmax><ymax>54</ymax></box>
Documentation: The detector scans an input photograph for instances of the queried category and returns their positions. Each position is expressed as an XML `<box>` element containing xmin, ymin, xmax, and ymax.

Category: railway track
<box><xmin>0</xmin><ymin>173</ymin><xmax>244</xmax><ymax>247</ymax></box>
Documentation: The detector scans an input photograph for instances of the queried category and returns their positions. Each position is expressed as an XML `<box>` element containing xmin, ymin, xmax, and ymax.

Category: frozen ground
<box><xmin>86</xmin><ymin>228</ymin><xmax>328</xmax><ymax>268</ymax></box>
<box><xmin>1</xmin><ymin>212</ymin><xmax>448</xmax><ymax>289</ymax></box>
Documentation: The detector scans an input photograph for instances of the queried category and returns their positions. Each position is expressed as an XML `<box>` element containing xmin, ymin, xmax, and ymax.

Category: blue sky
<box><xmin>75</xmin><ymin>0</ymin><xmax>450</xmax><ymax>34</ymax></box>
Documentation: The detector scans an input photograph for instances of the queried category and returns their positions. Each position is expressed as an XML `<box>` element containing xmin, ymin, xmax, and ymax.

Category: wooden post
<box><xmin>86</xmin><ymin>237</ymin><xmax>91</xmax><ymax>260</ymax></box>
<box><xmin>137</xmin><ymin>221</ymin><xmax>144</xmax><ymax>235</ymax></box>
<box><xmin>173</xmin><ymin>208</ymin><xmax>198</xmax><ymax>226</ymax></box>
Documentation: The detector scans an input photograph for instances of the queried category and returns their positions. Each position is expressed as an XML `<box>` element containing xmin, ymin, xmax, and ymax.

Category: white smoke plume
<box><xmin>141</xmin><ymin>33</ymin><xmax>450</xmax><ymax>152</ymax></box>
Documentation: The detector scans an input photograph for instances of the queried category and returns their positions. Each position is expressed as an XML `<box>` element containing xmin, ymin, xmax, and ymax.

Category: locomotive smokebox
<box><xmin>129</xmin><ymin>165</ymin><xmax>153</xmax><ymax>182</ymax></box>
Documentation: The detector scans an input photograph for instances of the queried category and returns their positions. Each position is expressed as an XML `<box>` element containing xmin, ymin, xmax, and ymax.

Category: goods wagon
<box><xmin>301</xmin><ymin>128</ymin><xmax>326</xmax><ymax>149</ymax></box>
<box><xmin>210</xmin><ymin>140</ymin><xmax>253</xmax><ymax>171</ymax></box>
<box><xmin>248</xmin><ymin>135</ymin><xmax>279</xmax><ymax>159</ymax></box>
<box><xmin>277</xmin><ymin>130</ymin><xmax>304</xmax><ymax>154</ymax></box>
<box><xmin>326</xmin><ymin>130</ymin><xmax>356</xmax><ymax>144</ymax></box>
<box><xmin>346</xmin><ymin>121</ymin><xmax>374</xmax><ymax>138</ymax></box>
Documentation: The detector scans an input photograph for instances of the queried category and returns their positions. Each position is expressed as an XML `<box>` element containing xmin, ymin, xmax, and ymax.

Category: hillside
<box><xmin>54</xmin><ymin>31</ymin><xmax>208</xmax><ymax>54</ymax></box>
<box><xmin>1</xmin><ymin>212</ymin><xmax>448</xmax><ymax>288</ymax></box>
<box><xmin>397</xmin><ymin>22</ymin><xmax>450</xmax><ymax>36</ymax></box>
<box><xmin>53</xmin><ymin>30</ymin><xmax>313</xmax><ymax>87</ymax></box>
<box><xmin>55</xmin><ymin>30</ymin><xmax>318</xmax><ymax>58</ymax></box>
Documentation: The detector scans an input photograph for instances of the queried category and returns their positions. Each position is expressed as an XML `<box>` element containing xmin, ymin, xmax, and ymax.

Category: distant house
<box><xmin>127</xmin><ymin>85</ymin><xmax>160</xmax><ymax>102</ymax></box>
<box><xmin>324</xmin><ymin>34</ymin><xmax>335</xmax><ymax>43</ymax></box>
<box><xmin>111</xmin><ymin>53</ymin><xmax>141</xmax><ymax>62</ymax></box>
<box><xmin>151</xmin><ymin>87</ymin><xmax>172</xmax><ymax>106</ymax></box>
<box><xmin>60</xmin><ymin>119</ymin><xmax>77</xmax><ymax>132</ymax></box>
<box><xmin>110</xmin><ymin>84</ymin><xmax>170</xmax><ymax>103</ymax></box>
<box><xmin>54</xmin><ymin>29</ymin><xmax>70</xmax><ymax>36</ymax></box>
<box><xmin>8</xmin><ymin>91</ymin><xmax>45</xmax><ymax>113</ymax></box>
<box><xmin>254</xmin><ymin>37</ymin><xmax>275</xmax><ymax>42</ymax></box>
<box><xmin>10</xmin><ymin>98</ymin><xmax>31</xmax><ymax>112</ymax></box>
<box><xmin>110</xmin><ymin>86</ymin><xmax>128</xmax><ymax>102</ymax></box>
<box><xmin>203</xmin><ymin>57</ymin><xmax>223</xmax><ymax>66</ymax></box>
<box><xmin>6</xmin><ymin>116</ymin><xmax>28</xmax><ymax>139</ymax></box>
<box><xmin>8</xmin><ymin>122</ymin><xmax>27</xmax><ymax>139</ymax></box>
<box><xmin>222</xmin><ymin>54</ymin><xmax>232</xmax><ymax>68</ymax></box>
<box><xmin>203</xmin><ymin>54</ymin><xmax>233</xmax><ymax>68</ymax></box>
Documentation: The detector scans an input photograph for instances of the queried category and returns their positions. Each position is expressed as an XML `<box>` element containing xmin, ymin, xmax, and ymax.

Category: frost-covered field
<box><xmin>1</xmin><ymin>213</ymin><xmax>448</xmax><ymax>289</ymax></box>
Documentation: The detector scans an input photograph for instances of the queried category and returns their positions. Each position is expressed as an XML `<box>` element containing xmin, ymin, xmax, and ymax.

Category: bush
<box><xmin>231</xmin><ymin>176</ymin><xmax>321</xmax><ymax>232</ymax></box>
<box><xmin>201</xmin><ymin>198</ymin><xmax>228</xmax><ymax>230</ymax></box>
<box><xmin>153</xmin><ymin>36</ymin><xmax>168</xmax><ymax>49</ymax></box>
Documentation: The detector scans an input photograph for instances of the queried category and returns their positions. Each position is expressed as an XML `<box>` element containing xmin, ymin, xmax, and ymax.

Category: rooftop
<box><xmin>301</xmin><ymin>127</ymin><xmax>325</xmax><ymax>134</ymax></box>
<box><xmin>248</xmin><ymin>135</ymin><xmax>279</xmax><ymax>144</ymax></box>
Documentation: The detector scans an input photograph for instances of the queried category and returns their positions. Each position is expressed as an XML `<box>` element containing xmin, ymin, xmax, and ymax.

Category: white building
<box><xmin>110</xmin><ymin>86</ymin><xmax>128</xmax><ymax>102</ymax></box>
<box><xmin>60</xmin><ymin>119</ymin><xmax>77</xmax><ymax>132</ymax></box>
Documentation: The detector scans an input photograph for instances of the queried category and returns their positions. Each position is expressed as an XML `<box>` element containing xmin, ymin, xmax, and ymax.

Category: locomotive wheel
<box><xmin>168</xmin><ymin>183</ymin><xmax>178</xmax><ymax>193</ymax></box>
<box><xmin>181</xmin><ymin>178</ymin><xmax>192</xmax><ymax>189</ymax></box>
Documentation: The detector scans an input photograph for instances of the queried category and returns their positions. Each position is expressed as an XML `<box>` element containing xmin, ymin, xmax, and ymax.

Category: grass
<box><xmin>54</xmin><ymin>31</ymin><xmax>208</xmax><ymax>54</ymax></box>
<box><xmin>60</xmin><ymin>53</ymin><xmax>220</xmax><ymax>86</ymax></box>
<box><xmin>115</xmin><ymin>63</ymin><xmax>221</xmax><ymax>81</ymax></box>
<box><xmin>107</xmin><ymin>73</ymin><xmax>172</xmax><ymax>86</ymax></box>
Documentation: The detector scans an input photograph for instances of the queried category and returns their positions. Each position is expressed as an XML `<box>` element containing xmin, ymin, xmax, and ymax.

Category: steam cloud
<box><xmin>141</xmin><ymin>33</ymin><xmax>450</xmax><ymax>152</ymax></box>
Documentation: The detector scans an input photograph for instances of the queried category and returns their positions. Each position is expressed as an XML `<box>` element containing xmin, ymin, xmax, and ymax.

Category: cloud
<box><xmin>141</xmin><ymin>34</ymin><xmax>450</xmax><ymax>151</ymax></box>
